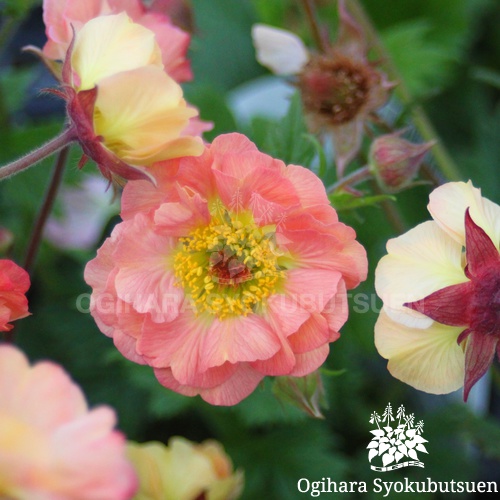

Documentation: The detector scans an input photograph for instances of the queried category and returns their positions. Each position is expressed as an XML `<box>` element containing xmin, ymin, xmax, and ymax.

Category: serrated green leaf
<box><xmin>382</xmin><ymin>20</ymin><xmax>456</xmax><ymax>99</ymax></box>
<box><xmin>246</xmin><ymin>92</ymin><xmax>316</xmax><ymax>166</ymax></box>
<box><xmin>320</xmin><ymin>368</ymin><xmax>347</xmax><ymax>378</ymax></box>
<box><xmin>329</xmin><ymin>192</ymin><xmax>395</xmax><ymax>211</ymax></box>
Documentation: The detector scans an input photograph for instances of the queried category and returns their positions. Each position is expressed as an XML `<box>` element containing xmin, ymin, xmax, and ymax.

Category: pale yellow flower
<box><xmin>127</xmin><ymin>437</ymin><xmax>243</xmax><ymax>500</ymax></box>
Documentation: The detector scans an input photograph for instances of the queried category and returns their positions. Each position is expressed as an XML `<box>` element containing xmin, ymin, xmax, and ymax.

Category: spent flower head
<box><xmin>252</xmin><ymin>0</ymin><xmax>394</xmax><ymax>176</ymax></box>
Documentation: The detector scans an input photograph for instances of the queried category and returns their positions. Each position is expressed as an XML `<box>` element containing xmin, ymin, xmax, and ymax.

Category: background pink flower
<box><xmin>43</xmin><ymin>0</ymin><xmax>192</xmax><ymax>82</ymax></box>
<box><xmin>0</xmin><ymin>259</ymin><xmax>30</xmax><ymax>332</ymax></box>
<box><xmin>0</xmin><ymin>344</ymin><xmax>137</xmax><ymax>499</ymax></box>
<box><xmin>85</xmin><ymin>133</ymin><xmax>367</xmax><ymax>405</ymax></box>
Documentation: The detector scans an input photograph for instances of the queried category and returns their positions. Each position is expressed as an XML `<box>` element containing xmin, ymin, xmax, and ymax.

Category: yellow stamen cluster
<box><xmin>173</xmin><ymin>209</ymin><xmax>284</xmax><ymax>319</ymax></box>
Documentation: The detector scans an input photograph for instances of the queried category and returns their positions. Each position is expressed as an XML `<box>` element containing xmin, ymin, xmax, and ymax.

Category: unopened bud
<box><xmin>272</xmin><ymin>370</ymin><xmax>327</xmax><ymax>419</ymax></box>
<box><xmin>369</xmin><ymin>131</ymin><xmax>435</xmax><ymax>193</ymax></box>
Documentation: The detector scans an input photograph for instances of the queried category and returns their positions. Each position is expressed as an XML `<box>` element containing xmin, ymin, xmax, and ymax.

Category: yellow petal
<box><xmin>375</xmin><ymin>310</ymin><xmax>464</xmax><ymax>395</ymax></box>
<box><xmin>428</xmin><ymin>180</ymin><xmax>500</xmax><ymax>248</ymax></box>
<box><xmin>375</xmin><ymin>221</ymin><xmax>466</xmax><ymax>328</ymax></box>
<box><xmin>72</xmin><ymin>13</ymin><xmax>162</xmax><ymax>91</ymax></box>
<box><xmin>252</xmin><ymin>24</ymin><xmax>309</xmax><ymax>75</ymax></box>
<box><xmin>94</xmin><ymin>66</ymin><xmax>202</xmax><ymax>165</ymax></box>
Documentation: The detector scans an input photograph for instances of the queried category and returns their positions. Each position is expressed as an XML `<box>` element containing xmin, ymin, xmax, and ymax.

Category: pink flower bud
<box><xmin>369</xmin><ymin>131</ymin><xmax>435</xmax><ymax>192</ymax></box>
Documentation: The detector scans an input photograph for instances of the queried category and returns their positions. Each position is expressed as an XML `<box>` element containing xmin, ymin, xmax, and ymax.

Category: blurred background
<box><xmin>1</xmin><ymin>0</ymin><xmax>500</xmax><ymax>498</ymax></box>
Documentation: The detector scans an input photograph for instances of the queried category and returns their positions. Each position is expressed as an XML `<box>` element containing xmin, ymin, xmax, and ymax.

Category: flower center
<box><xmin>173</xmin><ymin>207</ymin><xmax>284</xmax><ymax>319</ymax></box>
<box><xmin>471</xmin><ymin>266</ymin><xmax>500</xmax><ymax>336</ymax></box>
<box><xmin>299</xmin><ymin>54</ymin><xmax>371</xmax><ymax>125</ymax></box>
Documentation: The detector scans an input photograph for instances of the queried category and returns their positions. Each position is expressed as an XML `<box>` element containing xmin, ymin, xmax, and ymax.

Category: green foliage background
<box><xmin>1</xmin><ymin>0</ymin><xmax>500</xmax><ymax>498</ymax></box>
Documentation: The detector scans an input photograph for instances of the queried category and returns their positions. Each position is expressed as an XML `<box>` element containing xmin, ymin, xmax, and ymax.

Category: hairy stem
<box><xmin>0</xmin><ymin>127</ymin><xmax>77</xmax><ymax>181</ymax></box>
<box><xmin>24</xmin><ymin>145</ymin><xmax>70</xmax><ymax>274</ymax></box>
<box><xmin>369</xmin><ymin>179</ymin><xmax>406</xmax><ymax>234</ymax></box>
<box><xmin>328</xmin><ymin>165</ymin><xmax>371</xmax><ymax>193</ymax></box>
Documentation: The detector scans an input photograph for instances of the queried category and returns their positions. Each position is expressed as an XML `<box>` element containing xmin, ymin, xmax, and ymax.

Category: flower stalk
<box><xmin>299</xmin><ymin>0</ymin><xmax>328</xmax><ymax>52</ymax></box>
<box><xmin>0</xmin><ymin>126</ymin><xmax>77</xmax><ymax>181</ymax></box>
<box><xmin>347</xmin><ymin>0</ymin><xmax>462</xmax><ymax>182</ymax></box>
<box><xmin>328</xmin><ymin>165</ymin><xmax>371</xmax><ymax>193</ymax></box>
<box><xmin>24</xmin><ymin>145</ymin><xmax>70</xmax><ymax>274</ymax></box>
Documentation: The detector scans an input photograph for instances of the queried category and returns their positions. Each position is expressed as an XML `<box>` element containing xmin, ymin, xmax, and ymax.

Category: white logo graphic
<box><xmin>368</xmin><ymin>403</ymin><xmax>428</xmax><ymax>472</ymax></box>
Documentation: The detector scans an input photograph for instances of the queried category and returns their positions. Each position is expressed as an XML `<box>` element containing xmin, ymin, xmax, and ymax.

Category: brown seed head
<box><xmin>298</xmin><ymin>53</ymin><xmax>373</xmax><ymax>126</ymax></box>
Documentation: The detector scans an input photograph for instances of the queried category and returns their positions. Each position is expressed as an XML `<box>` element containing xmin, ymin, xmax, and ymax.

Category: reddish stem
<box><xmin>24</xmin><ymin>145</ymin><xmax>70</xmax><ymax>274</ymax></box>
<box><xmin>0</xmin><ymin>126</ymin><xmax>77</xmax><ymax>181</ymax></box>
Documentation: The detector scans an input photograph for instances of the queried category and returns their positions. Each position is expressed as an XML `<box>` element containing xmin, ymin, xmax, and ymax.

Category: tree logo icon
<box><xmin>368</xmin><ymin>403</ymin><xmax>428</xmax><ymax>472</ymax></box>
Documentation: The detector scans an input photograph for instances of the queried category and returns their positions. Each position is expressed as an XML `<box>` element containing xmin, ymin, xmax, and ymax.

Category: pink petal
<box><xmin>284</xmin><ymin>269</ymin><xmax>342</xmax><ymax>315</ymax></box>
<box><xmin>288</xmin><ymin>313</ymin><xmax>331</xmax><ymax>354</ymax></box>
<box><xmin>265</xmin><ymin>293</ymin><xmax>311</xmax><ymax>337</ymax></box>
<box><xmin>16</xmin><ymin>362</ymin><xmax>88</xmax><ymax>431</ymax></box>
<box><xmin>200</xmin><ymin>315</ymin><xmax>282</xmax><ymax>370</ymax></box>
<box><xmin>251</xmin><ymin>334</ymin><xmax>296</xmax><ymax>376</ymax></box>
<box><xmin>120</xmin><ymin>161</ymin><xmax>179</xmax><ymax>220</ymax></box>
<box><xmin>153</xmin><ymin>194</ymin><xmax>210</xmax><ymax>236</ymax></box>
<box><xmin>322</xmin><ymin>278</ymin><xmax>348</xmax><ymax>334</ymax></box>
<box><xmin>199</xmin><ymin>364</ymin><xmax>265</xmax><ymax>406</ymax></box>
<box><xmin>156</xmin><ymin>364</ymin><xmax>265</xmax><ymax>406</ymax></box>
<box><xmin>113</xmin><ymin>215</ymin><xmax>182</xmax><ymax>323</ymax></box>
<box><xmin>284</xmin><ymin>164</ymin><xmax>332</xmax><ymax>210</ymax></box>
<box><xmin>138</xmin><ymin>11</ymin><xmax>193</xmax><ymax>82</ymax></box>
<box><xmin>289</xmin><ymin>344</ymin><xmax>330</xmax><ymax>377</ymax></box>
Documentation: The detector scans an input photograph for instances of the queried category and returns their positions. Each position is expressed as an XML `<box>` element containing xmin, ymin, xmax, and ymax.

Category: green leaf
<box><xmin>246</xmin><ymin>92</ymin><xmax>317</xmax><ymax>166</ymax></box>
<box><xmin>251</xmin><ymin>0</ymin><xmax>291</xmax><ymax>26</ymax></box>
<box><xmin>190</xmin><ymin>0</ymin><xmax>264</xmax><ymax>91</ymax></box>
<box><xmin>470</xmin><ymin>66</ymin><xmax>500</xmax><ymax>89</ymax></box>
<box><xmin>328</xmin><ymin>192</ymin><xmax>395</xmax><ymax>211</ymax></box>
<box><xmin>1</xmin><ymin>0</ymin><xmax>39</xmax><ymax>19</ymax></box>
<box><xmin>320</xmin><ymin>368</ymin><xmax>347</xmax><ymax>378</ymax></box>
<box><xmin>183</xmin><ymin>84</ymin><xmax>238</xmax><ymax>141</ymax></box>
<box><xmin>233</xmin><ymin>379</ymin><xmax>306</xmax><ymax>427</ymax></box>
<box><xmin>382</xmin><ymin>20</ymin><xmax>456</xmax><ymax>99</ymax></box>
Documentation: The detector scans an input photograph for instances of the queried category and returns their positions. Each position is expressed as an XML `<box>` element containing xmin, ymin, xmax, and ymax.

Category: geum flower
<box><xmin>252</xmin><ymin>0</ymin><xmax>394</xmax><ymax>177</ymax></box>
<box><xmin>127</xmin><ymin>437</ymin><xmax>243</xmax><ymax>500</ymax></box>
<box><xmin>55</xmin><ymin>13</ymin><xmax>203</xmax><ymax>183</ymax></box>
<box><xmin>43</xmin><ymin>0</ymin><xmax>193</xmax><ymax>82</ymax></box>
<box><xmin>0</xmin><ymin>259</ymin><xmax>30</xmax><ymax>332</ymax></box>
<box><xmin>375</xmin><ymin>181</ymin><xmax>500</xmax><ymax>401</ymax></box>
<box><xmin>85</xmin><ymin>133</ymin><xmax>367</xmax><ymax>405</ymax></box>
<box><xmin>0</xmin><ymin>344</ymin><xmax>137</xmax><ymax>499</ymax></box>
